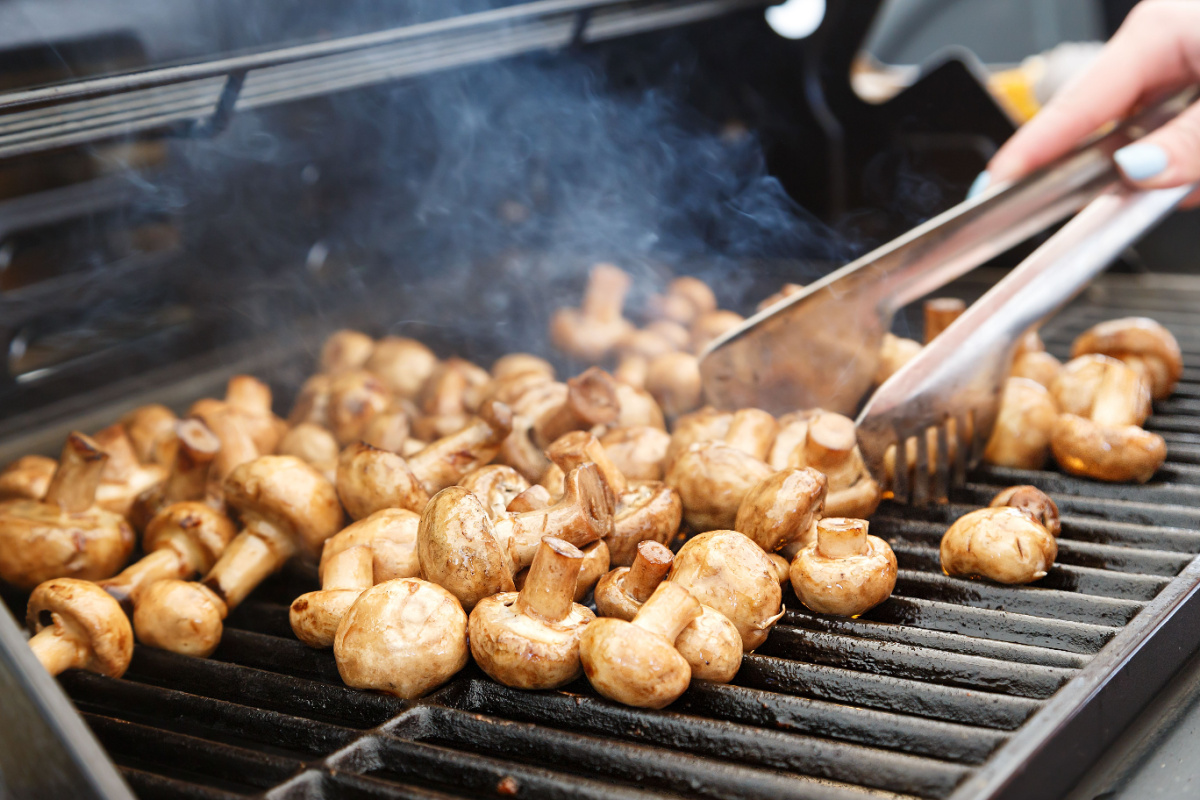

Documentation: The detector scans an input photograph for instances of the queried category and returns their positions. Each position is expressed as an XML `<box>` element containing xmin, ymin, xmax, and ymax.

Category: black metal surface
<box><xmin>0</xmin><ymin>271</ymin><xmax>1195</xmax><ymax>800</ymax></box>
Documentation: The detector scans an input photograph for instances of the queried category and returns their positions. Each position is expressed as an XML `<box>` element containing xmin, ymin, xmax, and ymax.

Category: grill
<box><xmin>0</xmin><ymin>1</ymin><xmax>1194</xmax><ymax>798</ymax></box>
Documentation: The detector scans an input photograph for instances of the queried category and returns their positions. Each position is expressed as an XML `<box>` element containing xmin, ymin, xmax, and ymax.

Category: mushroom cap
<box><xmin>575</xmin><ymin>540</ymin><xmax>610</xmax><ymax>602</ymax></box>
<box><xmin>0</xmin><ymin>455</ymin><xmax>57</xmax><ymax>502</ymax></box>
<box><xmin>121</xmin><ymin>404</ymin><xmax>179</xmax><ymax>465</ymax></box>
<box><xmin>288</xmin><ymin>374</ymin><xmax>332</xmax><ymax>428</ymax></box>
<box><xmin>667</xmin><ymin>276</ymin><xmax>718</xmax><ymax>319</ymax></box>
<box><xmin>941</xmin><ymin>507</ymin><xmax>1058</xmax><ymax>584</ymax></box>
<box><xmin>600</xmin><ymin>426</ymin><xmax>670</xmax><ymax>482</ymax></box>
<box><xmin>579</xmin><ymin>618</ymin><xmax>691</xmax><ymax>709</ymax></box>
<box><xmin>1050</xmin><ymin>414</ymin><xmax>1166</xmax><ymax>484</ymax></box>
<box><xmin>491</xmin><ymin>353</ymin><xmax>555</xmax><ymax>382</ymax></box>
<box><xmin>674</xmin><ymin>605</ymin><xmax>742</xmax><ymax>683</ymax></box>
<box><xmin>334</xmin><ymin>578</ymin><xmax>469</xmax><ymax>699</ymax></box>
<box><xmin>327</xmin><ymin>370</ymin><xmax>393</xmax><ymax>445</ymax></box>
<box><xmin>989</xmin><ymin>485</ymin><xmax>1060</xmax><ymax>537</ymax></box>
<box><xmin>767</xmin><ymin>553</ymin><xmax>791</xmax><ymax>585</ymax></box>
<box><xmin>665</xmin><ymin>442</ymin><xmax>773</xmax><ymax>532</ymax></box>
<box><xmin>645</xmin><ymin>353</ymin><xmax>703</xmax><ymax>419</ymax></box>
<box><xmin>321</xmin><ymin>508</ymin><xmax>421</xmax><ymax>583</ymax></box>
<box><xmin>767</xmin><ymin>410</ymin><xmax>821</xmax><ymax>471</ymax></box>
<box><xmin>469</xmin><ymin>591</ymin><xmax>595</xmax><ymax>690</ymax></box>
<box><xmin>291</xmin><ymin>588</ymin><xmax>363</xmax><ymax>649</ymax></box>
<box><xmin>336</xmin><ymin>442</ymin><xmax>427</xmax><ymax>520</ymax></box>
<box><xmin>610</xmin><ymin>482</ymin><xmax>682</xmax><ymax>567</ymax></box>
<box><xmin>1051</xmin><ymin>354</ymin><xmax>1151</xmax><ymax>424</ymax></box>
<box><xmin>1011</xmin><ymin>351</ymin><xmax>1063</xmax><ymax>389</ymax></box>
<box><xmin>366</xmin><ymin>337</ymin><xmax>439</xmax><ymax>399</ymax></box>
<box><xmin>143</xmin><ymin>501</ymin><xmax>238</xmax><ymax>573</ymax></box>
<box><xmin>550</xmin><ymin>307</ymin><xmax>633</xmax><ymax>363</ymax></box>
<box><xmin>133</xmin><ymin>579</ymin><xmax>226</xmax><ymax>657</ymax></box>
<box><xmin>593</xmin><ymin>567</ymin><xmax>641</xmax><ymax>621</ymax></box>
<box><xmin>734</xmin><ymin>468</ymin><xmax>827</xmax><ymax>553</ymax></box>
<box><xmin>27</xmin><ymin>578</ymin><xmax>133</xmax><ymax>678</ymax></box>
<box><xmin>1071</xmin><ymin>317</ymin><xmax>1183</xmax><ymax>399</ymax></box>
<box><xmin>613</xmin><ymin>383</ymin><xmax>667</xmax><ymax>431</ymax></box>
<box><xmin>983</xmin><ymin>378</ymin><xmax>1059</xmax><ymax>470</ymax></box>
<box><xmin>669</xmin><ymin>530</ymin><xmax>782</xmax><ymax>650</ymax></box>
<box><xmin>361</xmin><ymin>408</ymin><xmax>412</xmax><ymax>455</ymax></box>
<box><xmin>417</xmin><ymin>486</ymin><xmax>514</xmax><ymax>611</ymax></box>
<box><xmin>0</xmin><ymin>499</ymin><xmax>134</xmax><ymax>589</ymax></box>
<box><xmin>225</xmin><ymin>456</ymin><xmax>344</xmax><ymax>556</ymax></box>
<box><xmin>459</xmin><ymin>465</ymin><xmax>531</xmax><ymax>520</ymax></box>
<box><xmin>320</xmin><ymin>329</ymin><xmax>375</xmax><ymax>375</ymax></box>
<box><xmin>790</xmin><ymin>533</ymin><xmax>897</xmax><ymax>617</ymax></box>
<box><xmin>665</xmin><ymin>407</ymin><xmax>732</xmax><ymax>466</ymax></box>
<box><xmin>278</xmin><ymin>423</ymin><xmax>340</xmax><ymax>480</ymax></box>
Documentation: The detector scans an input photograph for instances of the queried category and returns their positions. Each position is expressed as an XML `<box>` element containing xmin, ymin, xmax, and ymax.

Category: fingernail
<box><xmin>1114</xmin><ymin>143</ymin><xmax>1169</xmax><ymax>181</ymax></box>
<box><xmin>967</xmin><ymin>170</ymin><xmax>991</xmax><ymax>199</ymax></box>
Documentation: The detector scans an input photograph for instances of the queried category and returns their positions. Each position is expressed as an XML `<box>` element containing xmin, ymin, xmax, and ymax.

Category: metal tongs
<box><xmin>699</xmin><ymin>90</ymin><xmax>1195</xmax><ymax>503</ymax></box>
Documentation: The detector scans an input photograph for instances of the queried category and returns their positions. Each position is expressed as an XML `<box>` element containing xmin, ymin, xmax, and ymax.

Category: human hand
<box><xmin>975</xmin><ymin>0</ymin><xmax>1200</xmax><ymax>206</ymax></box>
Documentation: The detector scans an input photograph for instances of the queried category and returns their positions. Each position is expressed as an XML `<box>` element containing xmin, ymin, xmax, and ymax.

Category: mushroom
<box><xmin>766</xmin><ymin>553</ymin><xmax>791</xmax><ymax>585</ymax></box>
<box><xmin>666</xmin><ymin>407</ymin><xmax>775</xmax><ymax>466</ymax></box>
<box><xmin>532</xmin><ymin>367</ymin><xmax>620</xmax><ymax>449</ymax></box>
<box><xmin>612</xmin><ymin>383</ymin><xmax>667</xmax><ymax>431</ymax></box>
<box><xmin>923</xmin><ymin>297</ymin><xmax>965</xmax><ymax>343</ymax></box>
<box><xmin>573</xmin><ymin>540</ymin><xmax>610</xmax><ymax>601</ymax></box>
<box><xmin>26</xmin><ymin>579</ymin><xmax>133</xmax><ymax>679</ymax></box>
<box><xmin>940</xmin><ymin>506</ymin><xmax>1057</xmax><ymax>584</ymax></box>
<box><xmin>492</xmin><ymin>353</ymin><xmax>555</xmax><ymax>383</ymax></box>
<box><xmin>130</xmin><ymin>419</ymin><xmax>221</xmax><ymax>532</ymax></box>
<box><xmin>549</xmin><ymin>263</ymin><xmax>635</xmax><ymax>363</ymax></box>
<box><xmin>674</xmin><ymin>604</ymin><xmax>743</xmax><ymax>683</ymax></box>
<box><xmin>989</xmin><ymin>485</ymin><xmax>1060</xmax><ymax>537</ymax></box>
<box><xmin>756</xmin><ymin>283</ymin><xmax>805</xmax><ymax>313</ymax></box>
<box><xmin>594</xmin><ymin>540</ymin><xmax>673</xmax><ymax>621</ymax></box>
<box><xmin>649</xmin><ymin>276</ymin><xmax>718</xmax><ymax>327</ymax></box>
<box><xmin>0</xmin><ymin>455</ymin><xmax>56</xmax><ymax>502</ymax></box>
<box><xmin>491</xmin><ymin>374</ymin><xmax>566</xmax><ymax>481</ymax></box>
<box><xmin>1014</xmin><ymin>330</ymin><xmax>1045</xmax><ymax>357</ymax></box>
<box><xmin>1011</xmin><ymin>350</ymin><xmax>1063</xmax><ymax>389</ymax></box>
<box><xmin>336</xmin><ymin>400</ymin><xmax>513</xmax><ymax>519</ymax></box>
<box><xmin>600</xmin><ymin>426</ymin><xmax>671</xmax><ymax>482</ymax></box>
<box><xmin>361</xmin><ymin>407</ymin><xmax>412</xmax><ymax>455</ymax></box>
<box><xmin>320</xmin><ymin>508</ymin><xmax>421</xmax><ymax>584</ymax></box>
<box><xmin>546</xmin><ymin>431</ymin><xmax>681</xmax><ymax>566</ymax></box>
<box><xmin>277</xmin><ymin>422</ymin><xmax>340</xmax><ymax>483</ymax></box>
<box><xmin>320</xmin><ymin>329</ymin><xmax>375</xmax><ymax>375</ymax></box>
<box><xmin>469</xmin><ymin>536</ymin><xmax>596</xmax><ymax>690</ymax></box>
<box><xmin>691</xmin><ymin>310</ymin><xmax>744</xmax><ymax>353</ymax></box>
<box><xmin>875</xmin><ymin>333</ymin><xmax>922</xmax><ymax>384</ymax></box>
<box><xmin>579</xmin><ymin>581</ymin><xmax>700</xmax><ymax>709</ymax></box>
<box><xmin>291</xmin><ymin>544</ymin><xmax>375</xmax><ymax>648</ymax></box>
<box><xmin>767</xmin><ymin>410</ymin><xmax>821</xmax><ymax>470</ymax></box>
<box><xmin>414</xmin><ymin>358</ymin><xmax>493</xmax><ymax>440</ymax></box>
<box><xmin>789</xmin><ymin>518</ymin><xmax>897</xmax><ymax>617</ymax></box>
<box><xmin>669</xmin><ymin>530</ymin><xmax>783</xmax><ymax>650</ymax></box>
<box><xmin>198</xmin><ymin>410</ymin><xmax>260</xmax><ymax>507</ymax></box>
<box><xmin>507</xmin><ymin>484</ymin><xmax>552</xmax><ymax>513</ymax></box>
<box><xmin>783</xmin><ymin>411</ymin><xmax>880</xmax><ymax>519</ymax></box>
<box><xmin>101</xmin><ymin>501</ymin><xmax>236</xmax><ymax>610</ymax></box>
<box><xmin>459</xmin><ymin>465</ymin><xmax>531</xmax><ymax>519</ymax></box>
<box><xmin>365</xmin><ymin>336</ymin><xmax>438</xmax><ymax>400</ymax></box>
<box><xmin>734</xmin><ymin>468</ymin><xmax>827</xmax><ymax>553</ymax></box>
<box><xmin>1050</xmin><ymin>354</ymin><xmax>1151</xmax><ymax>424</ymax></box>
<box><xmin>983</xmin><ymin>378</ymin><xmax>1060</xmax><ymax>470</ymax></box>
<box><xmin>190</xmin><ymin>375</ymin><xmax>286</xmax><ymax>456</ymax></box>
<box><xmin>665</xmin><ymin>442</ymin><xmax>773</xmax><ymax>532</ymax></box>
<box><xmin>133</xmin><ymin>455</ymin><xmax>344</xmax><ymax>656</ymax></box>
<box><xmin>1071</xmin><ymin>317</ymin><xmax>1183</xmax><ymax>400</ymax></box>
<box><xmin>614</xmin><ymin>328</ymin><xmax>680</xmax><ymax>390</ymax></box>
<box><xmin>418</xmin><ymin>464</ymin><xmax>612</xmax><ymax>611</ymax></box>
<box><xmin>0</xmin><ymin>433</ymin><xmax>134</xmax><ymax>589</ymax></box>
<box><xmin>645</xmin><ymin>352</ymin><xmax>703</xmax><ymax>420</ymax></box>
<box><xmin>665</xmin><ymin>407</ymin><xmax>731</xmax><ymax>466</ymax></box>
<box><xmin>334</xmin><ymin>578</ymin><xmax>469</xmax><ymax>699</ymax></box>
<box><xmin>92</xmin><ymin>424</ymin><xmax>168</xmax><ymax>521</ymax></box>
<box><xmin>324</xmin><ymin>370</ymin><xmax>393</xmax><ymax>446</ymax></box>
<box><xmin>287</xmin><ymin>374</ymin><xmax>332</xmax><ymax>428</ymax></box>
<box><xmin>120</xmin><ymin>404</ymin><xmax>179</xmax><ymax>466</ymax></box>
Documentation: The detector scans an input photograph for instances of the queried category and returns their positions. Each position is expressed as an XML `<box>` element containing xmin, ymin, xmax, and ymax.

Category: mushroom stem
<box><xmin>924</xmin><ymin>298</ymin><xmax>966</xmax><ymax>343</ymax></box>
<box><xmin>406</xmin><ymin>400</ymin><xmax>514</xmax><ymax>493</ymax></box>
<box><xmin>162</xmin><ymin>420</ymin><xmax>221</xmax><ymax>503</ymax></box>
<box><xmin>44</xmin><ymin>433</ymin><xmax>108</xmax><ymax>514</ymax></box>
<box><xmin>581</xmin><ymin>264</ymin><xmax>631</xmax><ymax>324</ymax></box>
<box><xmin>816</xmin><ymin>518</ymin><xmax>870</xmax><ymax>559</ymax></box>
<box><xmin>1091</xmin><ymin>362</ymin><xmax>1146</xmax><ymax>428</ymax></box>
<box><xmin>100</xmin><ymin>548</ymin><xmax>188</xmax><ymax>606</ymax></box>
<box><xmin>28</xmin><ymin>627</ymin><xmax>87</xmax><ymax>676</ymax></box>
<box><xmin>321</xmin><ymin>545</ymin><xmax>373</xmax><ymax>590</ymax></box>
<box><xmin>204</xmin><ymin>413</ymin><xmax>259</xmax><ymax>485</ymax></box>
<box><xmin>535</xmin><ymin>368</ymin><xmax>620</xmax><ymax>448</ymax></box>
<box><xmin>804</xmin><ymin>414</ymin><xmax>857</xmax><ymax>474</ymax></box>
<box><xmin>546</xmin><ymin>431</ymin><xmax>628</xmax><ymax>496</ymax></box>
<box><xmin>515</xmin><ymin>537</ymin><xmax>584</xmax><ymax>622</ymax></box>
<box><xmin>203</xmin><ymin>526</ymin><xmax>294</xmax><ymax>610</ymax></box>
<box><xmin>496</xmin><ymin>464</ymin><xmax>612</xmax><ymax>570</ymax></box>
<box><xmin>225</xmin><ymin>375</ymin><xmax>273</xmax><ymax>415</ymax></box>
<box><xmin>625</xmin><ymin>541</ymin><xmax>673</xmax><ymax>603</ymax></box>
<box><xmin>631</xmin><ymin>582</ymin><xmax>701</xmax><ymax>643</ymax></box>
<box><xmin>507</xmin><ymin>485</ymin><xmax>552</xmax><ymax>512</ymax></box>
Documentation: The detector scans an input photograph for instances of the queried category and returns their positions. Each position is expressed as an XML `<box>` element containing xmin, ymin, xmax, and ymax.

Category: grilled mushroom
<box><xmin>414</xmin><ymin>358</ymin><xmax>493</xmax><ymax>440</ymax></box>
<box><xmin>361</xmin><ymin>407</ymin><xmax>412</xmax><ymax>455</ymax></box>
<box><xmin>780</xmin><ymin>411</ymin><xmax>880</xmax><ymax>519</ymax></box>
<box><xmin>600</xmin><ymin>426</ymin><xmax>671</xmax><ymax>482</ymax></box>
<box><xmin>1071</xmin><ymin>317</ymin><xmax>1183</xmax><ymax>400</ymax></box>
<box><xmin>459</xmin><ymin>465</ymin><xmax>531</xmax><ymax>519</ymax></box>
<box><xmin>875</xmin><ymin>333</ymin><xmax>921</xmax><ymax>384</ymax></box>
<box><xmin>989</xmin><ymin>485</ymin><xmax>1060</xmax><ymax>537</ymax></box>
<box><xmin>666</xmin><ymin>442</ymin><xmax>773</xmax><ymax>532</ymax></box>
<box><xmin>614</xmin><ymin>328</ymin><xmax>681</xmax><ymax>390</ymax></box>
<box><xmin>649</xmin><ymin>276</ymin><xmax>717</xmax><ymax>327</ymax></box>
<box><xmin>533</xmin><ymin>367</ymin><xmax>620</xmax><ymax>449</ymax></box>
<box><xmin>940</xmin><ymin>506</ymin><xmax>1057</xmax><ymax>584</ymax></box>
<box><xmin>923</xmin><ymin>297</ymin><xmax>965</xmax><ymax>343</ymax></box>
<box><xmin>320</xmin><ymin>329</ymin><xmax>375</xmax><ymax>375</ymax></box>
<box><xmin>0</xmin><ymin>433</ymin><xmax>134</xmax><ymax>589</ymax></box>
<box><xmin>130</xmin><ymin>419</ymin><xmax>221</xmax><ymax>531</ymax></box>
<box><xmin>366</xmin><ymin>336</ymin><xmax>439</xmax><ymax>400</ymax></box>
<box><xmin>612</xmin><ymin>383</ymin><xmax>667</xmax><ymax>431</ymax></box>
<box><xmin>789</xmin><ymin>518</ymin><xmax>897</xmax><ymax>617</ymax></box>
<box><xmin>550</xmin><ymin>264</ymin><xmax>634</xmax><ymax>362</ymax></box>
<box><xmin>191</xmin><ymin>375</ymin><xmax>286</xmax><ymax>456</ymax></box>
<box><xmin>735</xmin><ymin>468</ymin><xmax>827</xmax><ymax>553</ymax></box>
<box><xmin>983</xmin><ymin>378</ymin><xmax>1059</xmax><ymax>470</ymax></box>
<box><xmin>120</xmin><ymin>404</ymin><xmax>179</xmax><ymax>466</ymax></box>
<box><xmin>1011</xmin><ymin>351</ymin><xmax>1063</xmax><ymax>389</ymax></box>
<box><xmin>291</xmin><ymin>544</ymin><xmax>374</xmax><ymax>648</ymax></box>
<box><xmin>93</xmin><ymin>424</ymin><xmax>168</xmax><ymax>521</ymax></box>
<box><xmin>674</xmin><ymin>604</ymin><xmax>743</xmax><ymax>683</ymax></box>
<box><xmin>324</xmin><ymin>370</ymin><xmax>393</xmax><ymax>446</ymax></box>
<box><xmin>277</xmin><ymin>422</ymin><xmax>340</xmax><ymax>483</ymax></box>
<box><xmin>320</xmin><ymin>508</ymin><xmax>421</xmax><ymax>583</ymax></box>
<box><xmin>133</xmin><ymin>456</ymin><xmax>343</xmax><ymax>656</ymax></box>
<box><xmin>334</xmin><ymin>578</ymin><xmax>469</xmax><ymax>699</ymax></box>
<box><xmin>579</xmin><ymin>582</ymin><xmax>701</xmax><ymax>708</ymax></box>
<box><xmin>0</xmin><ymin>455</ymin><xmax>56</xmax><ymax>502</ymax></box>
<box><xmin>1050</xmin><ymin>354</ymin><xmax>1151</xmax><ymax>424</ymax></box>
<box><xmin>669</xmin><ymin>530</ymin><xmax>783</xmax><ymax>650</ymax></box>
<box><xmin>643</xmin><ymin>352</ymin><xmax>703</xmax><ymax>419</ymax></box>
<box><xmin>469</xmin><ymin>537</ymin><xmax>596</xmax><ymax>690</ymax></box>
<box><xmin>26</xmin><ymin>579</ymin><xmax>133</xmax><ymax>678</ymax></box>
<box><xmin>594</xmin><ymin>540</ymin><xmax>673</xmax><ymax>620</ymax></box>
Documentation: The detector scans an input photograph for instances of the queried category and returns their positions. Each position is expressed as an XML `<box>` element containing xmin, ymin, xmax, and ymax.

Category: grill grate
<box><xmin>11</xmin><ymin>272</ymin><xmax>1200</xmax><ymax>800</ymax></box>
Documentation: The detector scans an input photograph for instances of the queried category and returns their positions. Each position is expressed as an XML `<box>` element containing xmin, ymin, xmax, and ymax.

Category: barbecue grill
<box><xmin>0</xmin><ymin>1</ymin><xmax>1195</xmax><ymax>799</ymax></box>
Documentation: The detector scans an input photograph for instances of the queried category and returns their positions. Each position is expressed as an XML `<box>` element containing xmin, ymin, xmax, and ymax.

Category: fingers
<box><xmin>1115</xmin><ymin>97</ymin><xmax>1200</xmax><ymax>190</ymax></box>
<box><xmin>987</xmin><ymin>0</ymin><xmax>1200</xmax><ymax>183</ymax></box>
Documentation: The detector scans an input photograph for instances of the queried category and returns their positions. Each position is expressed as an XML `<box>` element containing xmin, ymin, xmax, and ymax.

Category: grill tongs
<box><xmin>700</xmin><ymin>90</ymin><xmax>1194</xmax><ymax>504</ymax></box>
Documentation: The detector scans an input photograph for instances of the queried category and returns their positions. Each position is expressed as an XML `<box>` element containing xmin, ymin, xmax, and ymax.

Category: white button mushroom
<box><xmin>789</xmin><ymin>518</ymin><xmax>897</xmax><ymax>617</ymax></box>
<box><xmin>940</xmin><ymin>506</ymin><xmax>1057</xmax><ymax>584</ymax></box>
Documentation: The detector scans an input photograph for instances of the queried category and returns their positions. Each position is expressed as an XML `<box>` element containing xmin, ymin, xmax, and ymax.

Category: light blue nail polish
<box><xmin>1114</xmin><ymin>143</ymin><xmax>1169</xmax><ymax>181</ymax></box>
<box><xmin>967</xmin><ymin>170</ymin><xmax>991</xmax><ymax>199</ymax></box>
